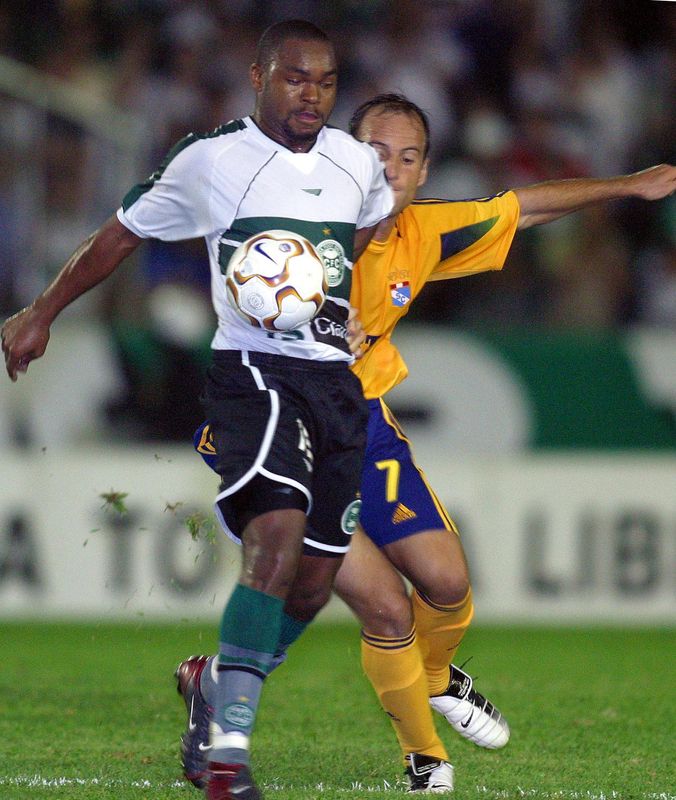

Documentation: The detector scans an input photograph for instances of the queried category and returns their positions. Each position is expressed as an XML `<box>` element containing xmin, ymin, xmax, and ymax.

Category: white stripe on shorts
<box><xmin>212</xmin><ymin>350</ymin><xmax>315</xmax><ymax>547</ymax></box>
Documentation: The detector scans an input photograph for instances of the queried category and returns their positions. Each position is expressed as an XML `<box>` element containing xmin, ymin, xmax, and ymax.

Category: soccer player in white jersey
<box><xmin>182</xmin><ymin>94</ymin><xmax>676</xmax><ymax>793</ymax></box>
<box><xmin>1</xmin><ymin>20</ymin><xmax>392</xmax><ymax>800</ymax></box>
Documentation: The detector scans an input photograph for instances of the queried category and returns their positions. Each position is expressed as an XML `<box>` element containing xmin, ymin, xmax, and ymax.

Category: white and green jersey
<box><xmin>117</xmin><ymin>117</ymin><xmax>393</xmax><ymax>361</ymax></box>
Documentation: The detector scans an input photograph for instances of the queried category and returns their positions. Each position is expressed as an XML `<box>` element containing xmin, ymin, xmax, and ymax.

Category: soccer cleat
<box><xmin>205</xmin><ymin>761</ymin><xmax>262</xmax><ymax>800</ymax></box>
<box><xmin>175</xmin><ymin>655</ymin><xmax>212</xmax><ymax>788</ymax></box>
<box><xmin>429</xmin><ymin>664</ymin><xmax>510</xmax><ymax>749</ymax></box>
<box><xmin>405</xmin><ymin>753</ymin><xmax>454</xmax><ymax>793</ymax></box>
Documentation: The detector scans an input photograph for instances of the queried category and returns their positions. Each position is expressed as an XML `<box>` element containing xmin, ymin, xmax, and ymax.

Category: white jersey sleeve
<box><xmin>116</xmin><ymin>134</ymin><xmax>228</xmax><ymax>241</ymax></box>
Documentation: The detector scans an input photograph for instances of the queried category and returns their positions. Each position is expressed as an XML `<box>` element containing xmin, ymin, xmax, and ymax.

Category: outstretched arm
<box><xmin>1</xmin><ymin>215</ymin><xmax>143</xmax><ymax>381</ymax></box>
<box><xmin>514</xmin><ymin>164</ymin><xmax>676</xmax><ymax>230</ymax></box>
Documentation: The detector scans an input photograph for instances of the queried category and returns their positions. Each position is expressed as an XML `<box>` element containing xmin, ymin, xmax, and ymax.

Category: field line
<box><xmin>1</xmin><ymin>775</ymin><xmax>674</xmax><ymax>799</ymax></box>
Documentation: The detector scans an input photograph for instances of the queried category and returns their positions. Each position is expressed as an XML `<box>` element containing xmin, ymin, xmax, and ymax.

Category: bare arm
<box><xmin>1</xmin><ymin>215</ymin><xmax>143</xmax><ymax>381</ymax></box>
<box><xmin>515</xmin><ymin>164</ymin><xmax>676</xmax><ymax>230</ymax></box>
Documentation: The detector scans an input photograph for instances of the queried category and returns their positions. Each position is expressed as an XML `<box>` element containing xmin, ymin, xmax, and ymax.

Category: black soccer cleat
<box><xmin>175</xmin><ymin>654</ymin><xmax>212</xmax><ymax>788</ymax></box>
<box><xmin>205</xmin><ymin>761</ymin><xmax>262</xmax><ymax>800</ymax></box>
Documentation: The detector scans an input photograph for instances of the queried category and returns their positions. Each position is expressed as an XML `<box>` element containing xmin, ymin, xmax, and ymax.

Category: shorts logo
<box><xmin>317</xmin><ymin>239</ymin><xmax>346</xmax><ymax>287</ymax></box>
<box><xmin>196</xmin><ymin>423</ymin><xmax>216</xmax><ymax>456</ymax></box>
<box><xmin>341</xmin><ymin>498</ymin><xmax>362</xmax><ymax>535</ymax></box>
<box><xmin>390</xmin><ymin>281</ymin><xmax>411</xmax><ymax>307</ymax></box>
<box><xmin>224</xmin><ymin>703</ymin><xmax>254</xmax><ymax>728</ymax></box>
<box><xmin>296</xmin><ymin>418</ymin><xmax>313</xmax><ymax>472</ymax></box>
<box><xmin>392</xmin><ymin>502</ymin><xmax>417</xmax><ymax>524</ymax></box>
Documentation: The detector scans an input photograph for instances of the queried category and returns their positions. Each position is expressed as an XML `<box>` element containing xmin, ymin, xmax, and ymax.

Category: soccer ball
<box><xmin>225</xmin><ymin>230</ymin><xmax>328</xmax><ymax>331</ymax></box>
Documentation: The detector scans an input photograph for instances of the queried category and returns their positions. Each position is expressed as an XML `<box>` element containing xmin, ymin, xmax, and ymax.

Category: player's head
<box><xmin>349</xmin><ymin>93</ymin><xmax>430</xmax><ymax>215</ymax></box>
<box><xmin>251</xmin><ymin>20</ymin><xmax>337</xmax><ymax>153</ymax></box>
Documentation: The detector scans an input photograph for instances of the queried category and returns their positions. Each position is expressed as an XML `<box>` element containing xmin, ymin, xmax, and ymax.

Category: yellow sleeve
<box><xmin>351</xmin><ymin>192</ymin><xmax>521</xmax><ymax>400</ymax></box>
<box><xmin>410</xmin><ymin>191</ymin><xmax>520</xmax><ymax>281</ymax></box>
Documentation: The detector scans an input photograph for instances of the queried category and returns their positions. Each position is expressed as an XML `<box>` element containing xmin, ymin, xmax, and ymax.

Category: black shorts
<box><xmin>202</xmin><ymin>350</ymin><xmax>368</xmax><ymax>556</ymax></box>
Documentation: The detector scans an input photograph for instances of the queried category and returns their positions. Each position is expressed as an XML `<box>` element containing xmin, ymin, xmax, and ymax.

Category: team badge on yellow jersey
<box><xmin>390</xmin><ymin>281</ymin><xmax>411</xmax><ymax>307</ymax></box>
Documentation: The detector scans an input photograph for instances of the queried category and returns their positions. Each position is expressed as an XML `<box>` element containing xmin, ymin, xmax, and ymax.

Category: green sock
<box><xmin>269</xmin><ymin>611</ymin><xmax>309</xmax><ymax>670</ymax></box>
<box><xmin>201</xmin><ymin>610</ymin><xmax>309</xmax><ymax>702</ymax></box>
<box><xmin>212</xmin><ymin>584</ymin><xmax>284</xmax><ymax>764</ymax></box>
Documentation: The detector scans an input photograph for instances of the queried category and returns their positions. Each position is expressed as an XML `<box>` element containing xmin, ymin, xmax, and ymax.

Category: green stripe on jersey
<box><xmin>121</xmin><ymin>119</ymin><xmax>247</xmax><ymax>211</ymax></box>
<box><xmin>439</xmin><ymin>216</ymin><xmax>498</xmax><ymax>261</ymax></box>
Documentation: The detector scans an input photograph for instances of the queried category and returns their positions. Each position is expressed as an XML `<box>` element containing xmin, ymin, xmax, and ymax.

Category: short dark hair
<box><xmin>255</xmin><ymin>19</ymin><xmax>332</xmax><ymax>68</ymax></box>
<box><xmin>349</xmin><ymin>93</ymin><xmax>431</xmax><ymax>159</ymax></box>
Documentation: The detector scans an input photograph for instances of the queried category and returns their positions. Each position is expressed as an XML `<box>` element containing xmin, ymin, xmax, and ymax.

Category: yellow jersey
<box><xmin>350</xmin><ymin>191</ymin><xmax>520</xmax><ymax>398</ymax></box>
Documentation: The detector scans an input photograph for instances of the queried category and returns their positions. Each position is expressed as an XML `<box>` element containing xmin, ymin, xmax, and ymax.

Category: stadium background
<box><xmin>0</xmin><ymin>0</ymin><xmax>674</xmax><ymax>624</ymax></box>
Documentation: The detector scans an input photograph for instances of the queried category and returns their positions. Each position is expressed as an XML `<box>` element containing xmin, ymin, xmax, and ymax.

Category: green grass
<box><xmin>0</xmin><ymin>622</ymin><xmax>674</xmax><ymax>799</ymax></box>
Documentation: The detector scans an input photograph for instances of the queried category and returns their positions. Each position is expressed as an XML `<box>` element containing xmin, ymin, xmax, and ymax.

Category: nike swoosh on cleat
<box><xmin>229</xmin><ymin>786</ymin><xmax>254</xmax><ymax>797</ymax></box>
<box><xmin>188</xmin><ymin>695</ymin><xmax>197</xmax><ymax>731</ymax></box>
<box><xmin>198</xmin><ymin>742</ymin><xmax>213</xmax><ymax>751</ymax></box>
<box><xmin>460</xmin><ymin>709</ymin><xmax>475</xmax><ymax>729</ymax></box>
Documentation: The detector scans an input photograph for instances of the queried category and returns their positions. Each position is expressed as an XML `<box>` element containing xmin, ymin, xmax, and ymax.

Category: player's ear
<box><xmin>250</xmin><ymin>62</ymin><xmax>263</xmax><ymax>92</ymax></box>
<box><xmin>418</xmin><ymin>157</ymin><xmax>430</xmax><ymax>188</ymax></box>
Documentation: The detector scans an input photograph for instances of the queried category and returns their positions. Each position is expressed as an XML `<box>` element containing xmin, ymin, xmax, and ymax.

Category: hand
<box><xmin>1</xmin><ymin>306</ymin><xmax>51</xmax><ymax>382</ymax></box>
<box><xmin>626</xmin><ymin>164</ymin><xmax>676</xmax><ymax>201</ymax></box>
<box><xmin>346</xmin><ymin>306</ymin><xmax>366</xmax><ymax>359</ymax></box>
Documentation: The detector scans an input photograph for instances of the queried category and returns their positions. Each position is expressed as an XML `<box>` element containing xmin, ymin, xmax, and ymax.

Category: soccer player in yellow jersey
<box><xmin>332</xmin><ymin>94</ymin><xmax>675</xmax><ymax>792</ymax></box>
<box><xmin>185</xmin><ymin>94</ymin><xmax>675</xmax><ymax>792</ymax></box>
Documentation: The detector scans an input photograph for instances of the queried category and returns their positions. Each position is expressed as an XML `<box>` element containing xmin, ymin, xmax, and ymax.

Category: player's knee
<box><xmin>418</xmin><ymin>566</ymin><xmax>470</xmax><ymax>608</ymax></box>
<box><xmin>357</xmin><ymin>589</ymin><xmax>413</xmax><ymax>638</ymax></box>
<box><xmin>240</xmin><ymin>543</ymin><xmax>301</xmax><ymax>597</ymax></box>
<box><xmin>284</xmin><ymin>582</ymin><xmax>332</xmax><ymax>622</ymax></box>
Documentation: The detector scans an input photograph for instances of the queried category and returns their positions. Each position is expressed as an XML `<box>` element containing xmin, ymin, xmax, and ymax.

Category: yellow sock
<box><xmin>412</xmin><ymin>587</ymin><xmax>474</xmax><ymax>696</ymax></box>
<box><xmin>361</xmin><ymin>627</ymin><xmax>448</xmax><ymax>764</ymax></box>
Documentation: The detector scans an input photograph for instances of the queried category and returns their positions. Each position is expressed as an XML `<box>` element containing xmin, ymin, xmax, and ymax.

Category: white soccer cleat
<box><xmin>429</xmin><ymin>664</ymin><xmax>510</xmax><ymax>749</ymax></box>
<box><xmin>405</xmin><ymin>753</ymin><xmax>455</xmax><ymax>793</ymax></box>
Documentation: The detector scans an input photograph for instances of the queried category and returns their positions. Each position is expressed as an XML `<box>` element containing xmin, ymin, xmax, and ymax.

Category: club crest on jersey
<box><xmin>390</xmin><ymin>281</ymin><xmax>411</xmax><ymax>307</ymax></box>
<box><xmin>316</xmin><ymin>239</ymin><xmax>345</xmax><ymax>287</ymax></box>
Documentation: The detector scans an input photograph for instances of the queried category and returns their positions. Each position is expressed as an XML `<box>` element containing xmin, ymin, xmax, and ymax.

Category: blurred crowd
<box><xmin>0</xmin><ymin>0</ymin><xmax>674</xmax><ymax>440</ymax></box>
